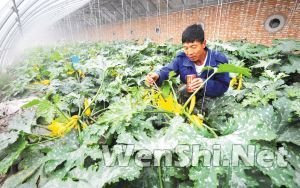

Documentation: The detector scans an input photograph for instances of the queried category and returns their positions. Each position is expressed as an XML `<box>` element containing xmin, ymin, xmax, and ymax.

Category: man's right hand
<box><xmin>145</xmin><ymin>72</ymin><xmax>159</xmax><ymax>86</ymax></box>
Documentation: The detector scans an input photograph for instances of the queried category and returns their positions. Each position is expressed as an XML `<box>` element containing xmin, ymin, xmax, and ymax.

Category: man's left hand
<box><xmin>190</xmin><ymin>78</ymin><xmax>204</xmax><ymax>92</ymax></box>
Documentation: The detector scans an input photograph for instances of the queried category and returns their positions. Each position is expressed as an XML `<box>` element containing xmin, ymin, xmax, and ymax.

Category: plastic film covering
<box><xmin>0</xmin><ymin>0</ymin><xmax>90</xmax><ymax>70</ymax></box>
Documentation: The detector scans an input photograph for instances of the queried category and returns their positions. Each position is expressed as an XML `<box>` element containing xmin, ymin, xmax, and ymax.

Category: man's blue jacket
<box><xmin>155</xmin><ymin>48</ymin><xmax>230</xmax><ymax>97</ymax></box>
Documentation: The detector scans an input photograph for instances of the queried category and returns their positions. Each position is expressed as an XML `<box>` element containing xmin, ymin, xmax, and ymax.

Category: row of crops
<box><xmin>0</xmin><ymin>39</ymin><xmax>299</xmax><ymax>187</ymax></box>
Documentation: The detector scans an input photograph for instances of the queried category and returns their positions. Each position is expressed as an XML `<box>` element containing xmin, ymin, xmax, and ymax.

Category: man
<box><xmin>146</xmin><ymin>24</ymin><xmax>230</xmax><ymax>99</ymax></box>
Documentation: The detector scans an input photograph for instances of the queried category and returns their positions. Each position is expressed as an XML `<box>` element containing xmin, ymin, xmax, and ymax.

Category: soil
<box><xmin>0</xmin><ymin>97</ymin><xmax>38</xmax><ymax>186</ymax></box>
<box><xmin>0</xmin><ymin>97</ymin><xmax>37</xmax><ymax>133</ymax></box>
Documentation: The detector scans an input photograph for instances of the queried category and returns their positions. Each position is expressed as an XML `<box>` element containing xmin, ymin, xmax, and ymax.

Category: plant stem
<box><xmin>25</xmin><ymin>132</ymin><xmax>57</xmax><ymax>139</ymax></box>
<box><xmin>28</xmin><ymin>137</ymin><xmax>57</xmax><ymax>146</ymax></box>
<box><xmin>152</xmin><ymin>80</ymin><xmax>162</xmax><ymax>93</ymax></box>
<box><xmin>183</xmin><ymin>111</ymin><xmax>218</xmax><ymax>138</ymax></box>
<box><xmin>202</xmin><ymin>123</ymin><xmax>219</xmax><ymax>138</ymax></box>
<box><xmin>91</xmin><ymin>107</ymin><xmax>108</xmax><ymax>117</ymax></box>
<box><xmin>157</xmin><ymin>162</ymin><xmax>164</xmax><ymax>188</ymax></box>
<box><xmin>54</xmin><ymin>103</ymin><xmax>69</xmax><ymax>120</ymax></box>
<box><xmin>78</xmin><ymin>102</ymin><xmax>82</xmax><ymax>117</ymax></box>
<box><xmin>237</xmin><ymin>74</ymin><xmax>243</xmax><ymax>90</ymax></box>
<box><xmin>80</xmin><ymin>71</ymin><xmax>107</xmax><ymax>118</ymax></box>
<box><xmin>34</xmin><ymin>125</ymin><xmax>48</xmax><ymax>129</ymax></box>
<box><xmin>134</xmin><ymin>110</ymin><xmax>173</xmax><ymax>114</ymax></box>
<box><xmin>164</xmin><ymin>113</ymin><xmax>171</xmax><ymax>120</ymax></box>
<box><xmin>168</xmin><ymin>81</ymin><xmax>178</xmax><ymax>102</ymax></box>
<box><xmin>89</xmin><ymin>117</ymin><xmax>97</xmax><ymax>123</ymax></box>
<box><xmin>76</xmin><ymin>71</ymin><xmax>80</xmax><ymax>82</ymax></box>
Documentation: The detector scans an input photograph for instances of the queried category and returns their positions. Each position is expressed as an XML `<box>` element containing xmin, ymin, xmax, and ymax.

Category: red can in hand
<box><xmin>186</xmin><ymin>74</ymin><xmax>196</xmax><ymax>93</ymax></box>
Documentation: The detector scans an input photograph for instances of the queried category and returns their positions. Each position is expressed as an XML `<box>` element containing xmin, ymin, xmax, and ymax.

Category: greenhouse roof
<box><xmin>0</xmin><ymin>0</ymin><xmax>239</xmax><ymax>68</ymax></box>
<box><xmin>0</xmin><ymin>0</ymin><xmax>90</xmax><ymax>67</ymax></box>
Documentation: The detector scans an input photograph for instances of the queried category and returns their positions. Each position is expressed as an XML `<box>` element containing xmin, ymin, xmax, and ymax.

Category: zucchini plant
<box><xmin>0</xmin><ymin>39</ymin><xmax>299</xmax><ymax>188</ymax></box>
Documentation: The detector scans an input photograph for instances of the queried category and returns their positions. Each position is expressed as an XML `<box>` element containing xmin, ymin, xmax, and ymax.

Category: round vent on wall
<box><xmin>155</xmin><ymin>27</ymin><xmax>160</xmax><ymax>34</ymax></box>
<box><xmin>264</xmin><ymin>14</ymin><xmax>286</xmax><ymax>33</ymax></box>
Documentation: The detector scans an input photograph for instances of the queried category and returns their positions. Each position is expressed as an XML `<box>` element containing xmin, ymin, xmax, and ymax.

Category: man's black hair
<box><xmin>182</xmin><ymin>24</ymin><xmax>205</xmax><ymax>43</ymax></box>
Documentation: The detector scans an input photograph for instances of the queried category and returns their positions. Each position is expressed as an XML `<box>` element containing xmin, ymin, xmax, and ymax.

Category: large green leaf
<box><xmin>277</xmin><ymin>126</ymin><xmax>300</xmax><ymax>146</ymax></box>
<box><xmin>273</xmin><ymin>39</ymin><xmax>300</xmax><ymax>53</ymax></box>
<box><xmin>118</xmin><ymin>113</ymin><xmax>277</xmax><ymax>187</ymax></box>
<box><xmin>282</xmin><ymin>143</ymin><xmax>300</xmax><ymax>172</ymax></box>
<box><xmin>49</xmin><ymin>51</ymin><xmax>63</xmax><ymax>62</ymax></box>
<box><xmin>254</xmin><ymin>143</ymin><xmax>298</xmax><ymax>188</ymax></box>
<box><xmin>273</xmin><ymin>97</ymin><xmax>297</xmax><ymax>130</ymax></box>
<box><xmin>68</xmin><ymin>161</ymin><xmax>142</xmax><ymax>187</ymax></box>
<box><xmin>282</xmin><ymin>144</ymin><xmax>300</xmax><ymax>187</ymax></box>
<box><xmin>42</xmin><ymin>125</ymin><xmax>108</xmax><ymax>179</ymax></box>
<box><xmin>8</xmin><ymin>110</ymin><xmax>35</xmax><ymax>133</ymax></box>
<box><xmin>2</xmin><ymin>40</ymin><xmax>300</xmax><ymax>188</ymax></box>
<box><xmin>280</xmin><ymin>55</ymin><xmax>300</xmax><ymax>74</ymax></box>
<box><xmin>216</xmin><ymin>64</ymin><xmax>251</xmax><ymax>77</ymax></box>
<box><xmin>43</xmin><ymin>131</ymin><xmax>83</xmax><ymax>178</ymax></box>
<box><xmin>2</xmin><ymin>158</ymin><xmax>46</xmax><ymax>188</ymax></box>
<box><xmin>286</xmin><ymin>84</ymin><xmax>300</xmax><ymax>99</ymax></box>
<box><xmin>117</xmin><ymin>116</ymin><xmax>185</xmax><ymax>152</ymax></box>
<box><xmin>206</xmin><ymin>96</ymin><xmax>243</xmax><ymax>135</ymax></box>
<box><xmin>0</xmin><ymin>131</ymin><xmax>19</xmax><ymax>151</ymax></box>
<box><xmin>0</xmin><ymin>136</ymin><xmax>27</xmax><ymax>175</ymax></box>
<box><xmin>97</xmin><ymin>95</ymin><xmax>148</xmax><ymax>136</ymax></box>
<box><xmin>250</xmin><ymin>59</ymin><xmax>281</xmax><ymax>69</ymax></box>
<box><xmin>189</xmin><ymin>166</ymin><xmax>224</xmax><ymax>188</ymax></box>
<box><xmin>22</xmin><ymin>99</ymin><xmax>56</xmax><ymax>123</ymax></box>
<box><xmin>41</xmin><ymin>178</ymin><xmax>90</xmax><ymax>188</ymax></box>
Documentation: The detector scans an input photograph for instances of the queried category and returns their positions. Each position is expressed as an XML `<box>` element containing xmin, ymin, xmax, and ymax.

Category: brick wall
<box><xmin>75</xmin><ymin>0</ymin><xmax>300</xmax><ymax>45</ymax></box>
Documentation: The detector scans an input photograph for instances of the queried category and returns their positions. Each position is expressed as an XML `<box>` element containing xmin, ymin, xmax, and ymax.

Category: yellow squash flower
<box><xmin>190</xmin><ymin>114</ymin><xmax>204</xmax><ymax>127</ymax></box>
<box><xmin>48</xmin><ymin>120</ymin><xmax>66</xmax><ymax>137</ymax></box>
<box><xmin>48</xmin><ymin>115</ymin><xmax>79</xmax><ymax>137</ymax></box>
<box><xmin>155</xmin><ymin>93</ymin><xmax>183</xmax><ymax>115</ymax></box>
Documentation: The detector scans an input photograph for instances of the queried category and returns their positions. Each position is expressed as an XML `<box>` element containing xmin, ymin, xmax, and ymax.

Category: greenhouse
<box><xmin>0</xmin><ymin>0</ymin><xmax>299</xmax><ymax>187</ymax></box>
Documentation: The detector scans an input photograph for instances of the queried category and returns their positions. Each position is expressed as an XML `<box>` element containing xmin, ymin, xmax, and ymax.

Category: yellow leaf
<box><xmin>237</xmin><ymin>74</ymin><xmax>243</xmax><ymax>90</ymax></box>
<box><xmin>229</xmin><ymin>77</ymin><xmax>237</xmax><ymax>87</ymax></box>
<box><xmin>67</xmin><ymin>70</ymin><xmax>75</xmax><ymax>75</ymax></box>
<box><xmin>32</xmin><ymin>80</ymin><xmax>50</xmax><ymax>85</ymax></box>
<box><xmin>36</xmin><ymin>75</ymin><xmax>41</xmax><ymax>80</ymax></box>
<box><xmin>33</xmin><ymin>65</ymin><xmax>39</xmax><ymax>71</ymax></box>
<box><xmin>190</xmin><ymin>114</ymin><xmax>203</xmax><ymax>127</ymax></box>
<box><xmin>156</xmin><ymin>93</ymin><xmax>183</xmax><ymax>115</ymax></box>
<box><xmin>111</xmin><ymin>70</ymin><xmax>118</xmax><ymax>77</ymax></box>
<box><xmin>82</xmin><ymin>123</ymin><xmax>88</xmax><ymax>129</ymax></box>
<box><xmin>41</xmin><ymin>80</ymin><xmax>50</xmax><ymax>85</ymax></box>
<box><xmin>84</xmin><ymin>98</ymin><xmax>91</xmax><ymax>116</ymax></box>
<box><xmin>69</xmin><ymin>115</ymin><xmax>79</xmax><ymax>129</ymax></box>
<box><xmin>230</xmin><ymin>74</ymin><xmax>243</xmax><ymax>90</ymax></box>
<box><xmin>188</xmin><ymin>95</ymin><xmax>196</xmax><ymax>114</ymax></box>
<box><xmin>78</xmin><ymin>70</ymin><xmax>85</xmax><ymax>78</ymax></box>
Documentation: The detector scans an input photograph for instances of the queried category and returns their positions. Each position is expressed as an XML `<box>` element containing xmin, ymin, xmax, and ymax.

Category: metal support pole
<box><xmin>12</xmin><ymin>0</ymin><xmax>23</xmax><ymax>36</ymax></box>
